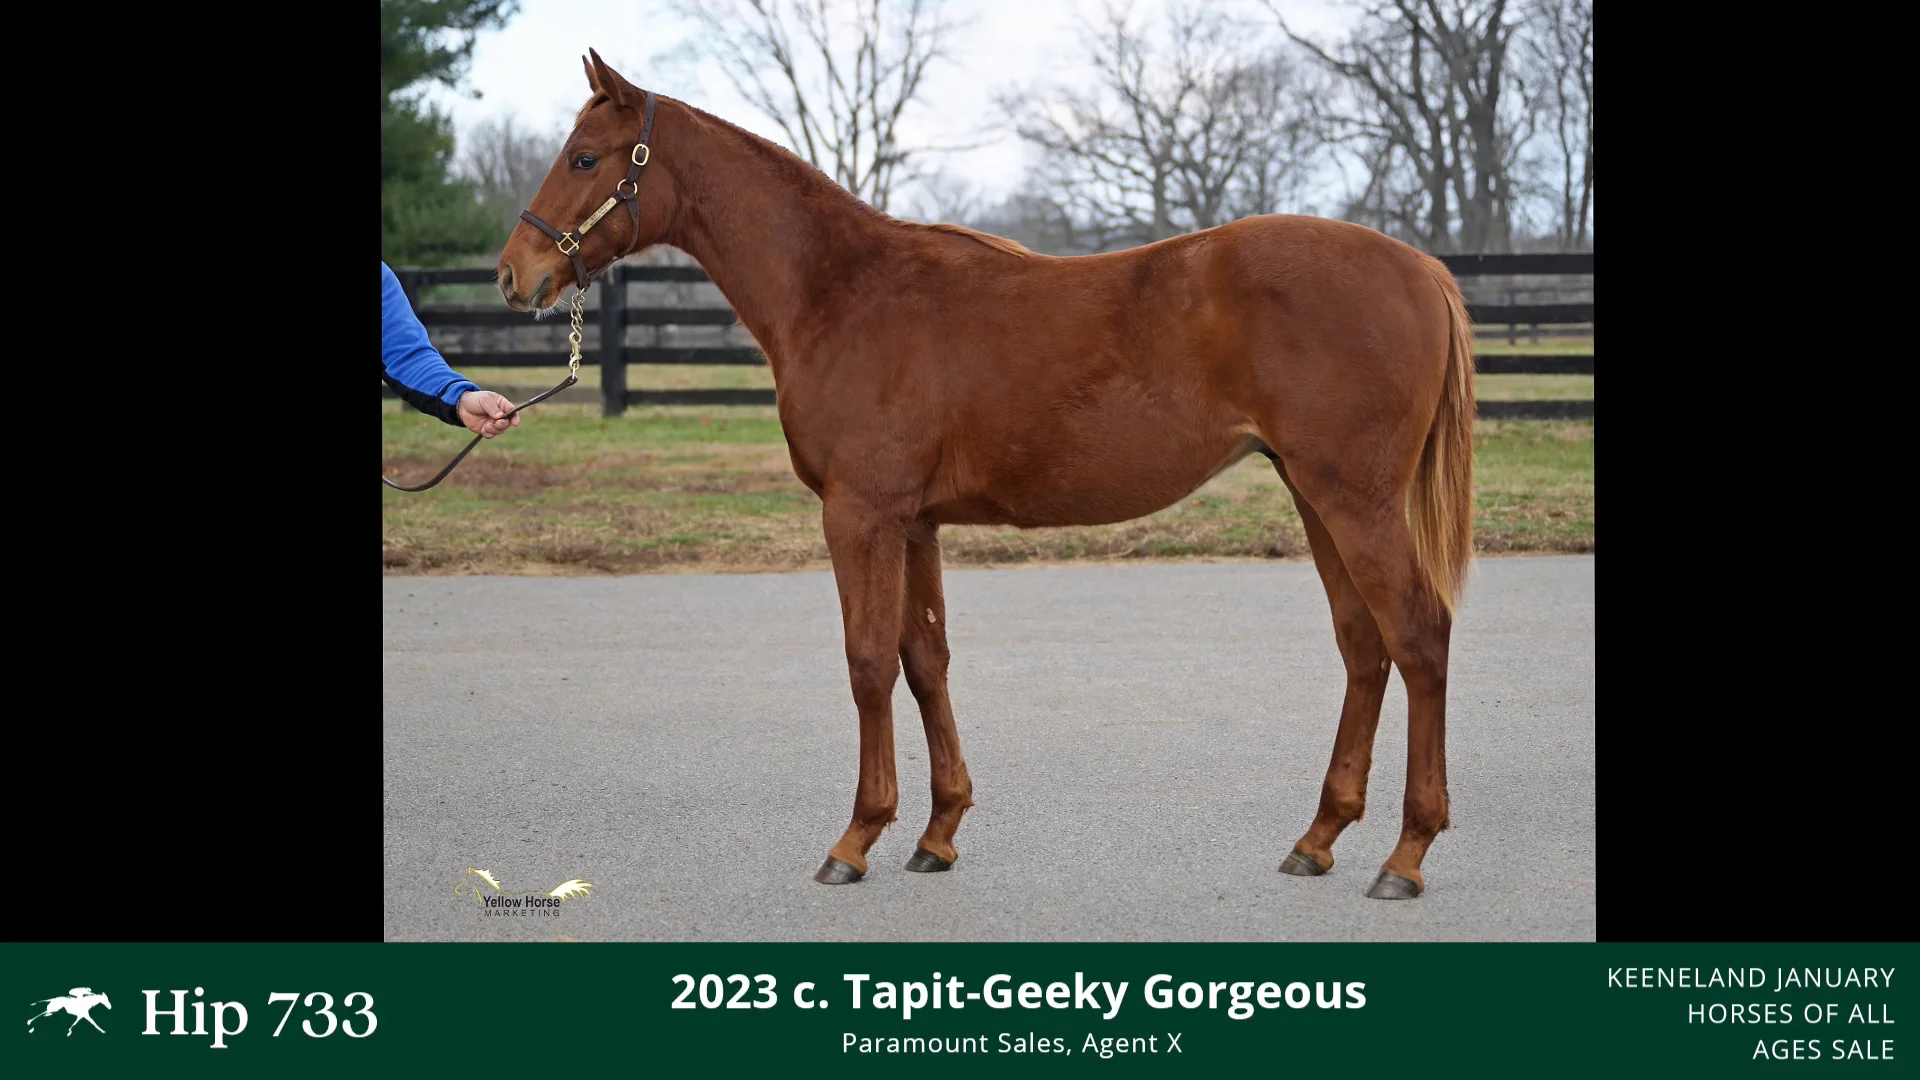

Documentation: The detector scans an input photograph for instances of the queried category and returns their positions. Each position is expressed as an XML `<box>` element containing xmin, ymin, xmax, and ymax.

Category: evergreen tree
<box><xmin>380</xmin><ymin>0</ymin><xmax>518</xmax><ymax>265</ymax></box>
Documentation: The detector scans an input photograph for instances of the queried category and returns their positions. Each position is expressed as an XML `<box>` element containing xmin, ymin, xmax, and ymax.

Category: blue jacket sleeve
<box><xmin>382</xmin><ymin>261</ymin><xmax>478</xmax><ymax>427</ymax></box>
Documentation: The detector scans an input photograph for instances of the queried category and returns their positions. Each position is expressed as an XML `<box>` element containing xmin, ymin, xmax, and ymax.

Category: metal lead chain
<box><xmin>568</xmin><ymin>288</ymin><xmax>585</xmax><ymax>377</ymax></box>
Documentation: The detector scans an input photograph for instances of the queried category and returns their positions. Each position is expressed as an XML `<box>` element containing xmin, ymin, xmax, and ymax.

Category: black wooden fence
<box><xmin>389</xmin><ymin>251</ymin><xmax>1592</xmax><ymax>421</ymax></box>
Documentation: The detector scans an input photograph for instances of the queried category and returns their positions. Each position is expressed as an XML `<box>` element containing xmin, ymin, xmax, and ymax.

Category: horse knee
<box><xmin>846</xmin><ymin>648</ymin><xmax>900</xmax><ymax>711</ymax></box>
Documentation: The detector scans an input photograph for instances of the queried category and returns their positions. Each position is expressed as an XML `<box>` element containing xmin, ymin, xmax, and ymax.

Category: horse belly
<box><xmin>929</xmin><ymin>415</ymin><xmax>1260</xmax><ymax>529</ymax></box>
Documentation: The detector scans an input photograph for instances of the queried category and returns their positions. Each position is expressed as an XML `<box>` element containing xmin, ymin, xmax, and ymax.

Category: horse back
<box><xmin>780</xmin><ymin>215</ymin><xmax>1454</xmax><ymax>526</ymax></box>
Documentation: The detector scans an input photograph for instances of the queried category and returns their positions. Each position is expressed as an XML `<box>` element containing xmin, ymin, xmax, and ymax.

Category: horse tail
<box><xmin>1409</xmin><ymin>257</ymin><xmax>1476</xmax><ymax>616</ymax></box>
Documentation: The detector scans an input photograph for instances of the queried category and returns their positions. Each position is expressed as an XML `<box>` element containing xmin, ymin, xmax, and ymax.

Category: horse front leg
<box><xmin>813</xmin><ymin>493</ymin><xmax>911</xmax><ymax>884</ymax></box>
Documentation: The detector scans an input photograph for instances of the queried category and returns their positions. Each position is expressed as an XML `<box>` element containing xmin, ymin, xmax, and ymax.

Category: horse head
<box><xmin>497</xmin><ymin>50</ymin><xmax>677</xmax><ymax>313</ymax></box>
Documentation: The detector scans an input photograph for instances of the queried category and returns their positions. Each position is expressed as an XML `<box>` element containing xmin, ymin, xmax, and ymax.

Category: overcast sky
<box><xmin>422</xmin><ymin>0</ymin><xmax>1359</xmax><ymax>213</ymax></box>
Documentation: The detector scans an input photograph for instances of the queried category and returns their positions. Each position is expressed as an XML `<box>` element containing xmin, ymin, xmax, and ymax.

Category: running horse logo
<box><xmin>26</xmin><ymin>988</ymin><xmax>112</xmax><ymax>1036</ymax></box>
<box><xmin>455</xmin><ymin>867</ymin><xmax>594</xmax><ymax>905</ymax></box>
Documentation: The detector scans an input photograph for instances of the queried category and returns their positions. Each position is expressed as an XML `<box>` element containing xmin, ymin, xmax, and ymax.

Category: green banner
<box><xmin>5</xmin><ymin>944</ymin><xmax>1908</xmax><ymax>1076</ymax></box>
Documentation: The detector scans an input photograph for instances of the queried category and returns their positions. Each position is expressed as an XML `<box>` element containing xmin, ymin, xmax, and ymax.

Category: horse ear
<box><xmin>587</xmin><ymin>48</ymin><xmax>632</xmax><ymax>109</ymax></box>
<box><xmin>582</xmin><ymin>54</ymin><xmax>600</xmax><ymax>93</ymax></box>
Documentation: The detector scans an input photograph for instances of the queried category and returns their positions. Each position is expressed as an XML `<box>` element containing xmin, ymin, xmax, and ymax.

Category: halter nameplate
<box><xmin>580</xmin><ymin>196</ymin><xmax>620</xmax><ymax>235</ymax></box>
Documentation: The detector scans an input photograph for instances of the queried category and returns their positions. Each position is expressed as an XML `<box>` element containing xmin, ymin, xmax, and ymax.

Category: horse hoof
<box><xmin>904</xmin><ymin>848</ymin><xmax>954</xmax><ymax>873</ymax></box>
<box><xmin>1366</xmin><ymin>870</ymin><xmax>1423</xmax><ymax>900</ymax></box>
<box><xmin>813</xmin><ymin>857</ymin><xmax>865</xmax><ymax>885</ymax></box>
<box><xmin>1278</xmin><ymin>851</ymin><xmax>1328</xmax><ymax>877</ymax></box>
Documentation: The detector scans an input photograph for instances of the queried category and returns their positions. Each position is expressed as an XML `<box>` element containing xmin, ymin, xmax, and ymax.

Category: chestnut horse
<box><xmin>498</xmin><ymin>52</ymin><xmax>1475</xmax><ymax>900</ymax></box>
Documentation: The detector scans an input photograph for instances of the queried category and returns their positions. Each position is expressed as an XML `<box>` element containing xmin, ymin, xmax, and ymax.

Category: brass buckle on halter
<box><xmin>556</xmin><ymin>233</ymin><xmax>580</xmax><ymax>256</ymax></box>
<box><xmin>632</xmin><ymin>143</ymin><xmax>650</xmax><ymax>167</ymax></box>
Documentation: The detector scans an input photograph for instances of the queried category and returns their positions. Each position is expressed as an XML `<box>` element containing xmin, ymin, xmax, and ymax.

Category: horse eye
<box><xmin>573</xmin><ymin>153</ymin><xmax>598</xmax><ymax>170</ymax></box>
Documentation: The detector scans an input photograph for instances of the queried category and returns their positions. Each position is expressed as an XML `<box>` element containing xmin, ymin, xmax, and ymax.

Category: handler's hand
<box><xmin>456</xmin><ymin>390</ymin><xmax>521</xmax><ymax>439</ymax></box>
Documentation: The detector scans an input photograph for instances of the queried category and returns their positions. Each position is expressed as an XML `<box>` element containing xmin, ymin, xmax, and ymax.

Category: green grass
<box><xmin>1473</xmin><ymin>331</ymin><xmax>1594</xmax><ymax>355</ymax></box>
<box><xmin>1470</xmin><ymin>420</ymin><xmax>1595</xmax><ymax>552</ymax></box>
<box><xmin>444</xmin><ymin>363</ymin><xmax>777</xmax><ymax>392</ymax></box>
<box><xmin>382</xmin><ymin>404</ymin><xmax>1592</xmax><ymax>574</ymax></box>
<box><xmin>379</xmin><ymin>400</ymin><xmax>785</xmax><ymax>458</ymax></box>
<box><xmin>1475</xmin><ymin>374</ymin><xmax>1592</xmax><ymax>400</ymax></box>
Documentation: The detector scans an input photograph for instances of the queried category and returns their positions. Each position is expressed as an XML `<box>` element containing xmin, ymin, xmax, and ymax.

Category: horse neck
<box><xmin>655</xmin><ymin>102</ymin><xmax>888</xmax><ymax>374</ymax></box>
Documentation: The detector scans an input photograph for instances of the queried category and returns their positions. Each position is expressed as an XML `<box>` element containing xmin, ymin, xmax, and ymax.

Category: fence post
<box><xmin>600</xmin><ymin>267</ymin><xmax>626</xmax><ymax>417</ymax></box>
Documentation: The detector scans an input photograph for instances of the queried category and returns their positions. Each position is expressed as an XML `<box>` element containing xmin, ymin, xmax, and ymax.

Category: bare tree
<box><xmin>457</xmin><ymin>113</ymin><xmax>565</xmax><ymax>234</ymax></box>
<box><xmin>660</xmin><ymin>0</ymin><xmax>958</xmax><ymax>212</ymax></box>
<box><xmin>1223</xmin><ymin>54</ymin><xmax>1324</xmax><ymax>220</ymax></box>
<box><xmin>1524</xmin><ymin>0</ymin><xmax>1591</xmax><ymax>248</ymax></box>
<box><xmin>967</xmin><ymin>186</ymin><xmax>1123</xmax><ymax>255</ymax></box>
<box><xmin>907</xmin><ymin>170</ymin><xmax>981</xmax><ymax>223</ymax></box>
<box><xmin>1002</xmin><ymin>2</ymin><xmax>1320</xmax><ymax>252</ymax></box>
<box><xmin>1275</xmin><ymin>0</ymin><xmax>1537</xmax><ymax>253</ymax></box>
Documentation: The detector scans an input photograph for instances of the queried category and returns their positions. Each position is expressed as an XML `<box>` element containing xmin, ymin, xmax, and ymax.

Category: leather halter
<box><xmin>518</xmin><ymin>90</ymin><xmax>658</xmax><ymax>291</ymax></box>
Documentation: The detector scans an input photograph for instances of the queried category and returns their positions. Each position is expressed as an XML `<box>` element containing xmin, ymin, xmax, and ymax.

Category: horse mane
<box><xmin>669</xmin><ymin>99</ymin><xmax>883</xmax><ymax>216</ymax></box>
<box><xmin>609</xmin><ymin>94</ymin><xmax>1032</xmax><ymax>259</ymax></box>
<box><xmin>910</xmin><ymin>221</ymin><xmax>1033</xmax><ymax>257</ymax></box>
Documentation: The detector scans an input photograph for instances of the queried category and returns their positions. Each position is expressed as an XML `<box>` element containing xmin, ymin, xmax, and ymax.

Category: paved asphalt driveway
<box><xmin>384</xmin><ymin>556</ymin><xmax>1594</xmax><ymax>941</ymax></box>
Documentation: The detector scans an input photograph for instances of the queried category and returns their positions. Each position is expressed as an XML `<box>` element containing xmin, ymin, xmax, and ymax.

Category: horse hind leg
<box><xmin>1283</xmin><ymin>468</ymin><xmax>1456</xmax><ymax>901</ymax></box>
<box><xmin>898</xmin><ymin>519</ymin><xmax>974</xmax><ymax>872</ymax></box>
<box><xmin>1272</xmin><ymin>461</ymin><xmax>1392</xmax><ymax>879</ymax></box>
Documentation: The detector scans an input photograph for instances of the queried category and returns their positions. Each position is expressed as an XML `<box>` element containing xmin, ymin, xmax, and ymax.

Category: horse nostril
<box><xmin>500</xmin><ymin>265</ymin><xmax>516</xmax><ymax>296</ymax></box>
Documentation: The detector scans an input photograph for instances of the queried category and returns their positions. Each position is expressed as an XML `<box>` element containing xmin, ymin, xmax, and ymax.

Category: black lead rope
<box><xmin>379</xmin><ymin>372</ymin><xmax>578</xmax><ymax>492</ymax></box>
